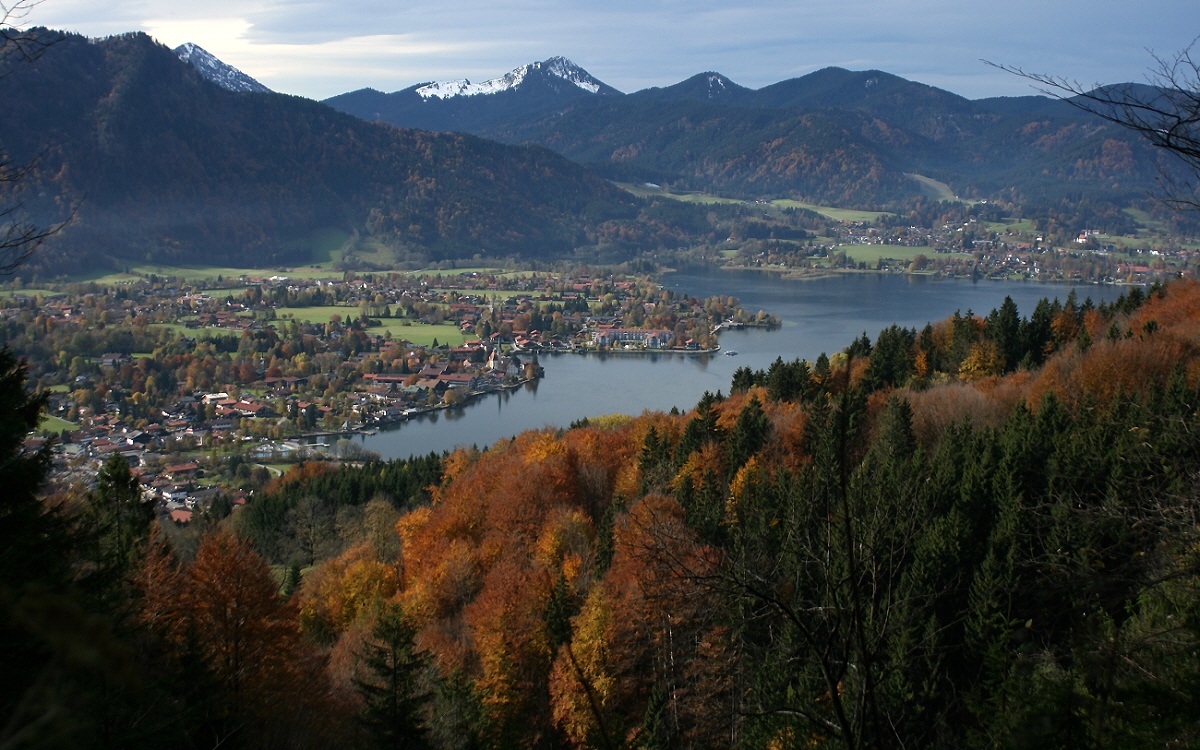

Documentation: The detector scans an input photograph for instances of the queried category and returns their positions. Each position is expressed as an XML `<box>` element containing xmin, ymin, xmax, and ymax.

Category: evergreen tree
<box><xmin>985</xmin><ymin>295</ymin><xmax>1022</xmax><ymax>371</ymax></box>
<box><xmin>90</xmin><ymin>453</ymin><xmax>154</xmax><ymax>576</ymax></box>
<box><xmin>864</xmin><ymin>325</ymin><xmax>916</xmax><ymax>390</ymax></box>
<box><xmin>730</xmin><ymin>365</ymin><xmax>757</xmax><ymax>393</ymax></box>
<box><xmin>355</xmin><ymin>602</ymin><xmax>432</xmax><ymax>750</ymax></box>
<box><xmin>637</xmin><ymin>426</ymin><xmax>673</xmax><ymax>494</ymax></box>
<box><xmin>726</xmin><ymin>394</ymin><xmax>770</xmax><ymax>474</ymax></box>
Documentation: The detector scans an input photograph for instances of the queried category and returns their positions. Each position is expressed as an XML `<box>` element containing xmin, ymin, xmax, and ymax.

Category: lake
<box><xmin>353</xmin><ymin>270</ymin><xmax>1128</xmax><ymax>460</ymax></box>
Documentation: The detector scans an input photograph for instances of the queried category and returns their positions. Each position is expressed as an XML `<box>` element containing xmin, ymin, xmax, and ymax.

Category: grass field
<box><xmin>906</xmin><ymin>174</ymin><xmax>960</xmax><ymax>202</ymax></box>
<box><xmin>67</xmin><ymin>229</ymin><xmax>351</xmax><ymax>285</ymax></box>
<box><xmin>202</xmin><ymin>287</ymin><xmax>254</xmax><ymax>297</ymax></box>
<box><xmin>274</xmin><ymin>306</ymin><xmax>362</xmax><ymax>325</ymax></box>
<box><xmin>274</xmin><ymin>306</ymin><xmax>469</xmax><ymax>346</ymax></box>
<box><xmin>986</xmin><ymin>218</ymin><xmax>1039</xmax><ymax>233</ymax></box>
<box><xmin>149</xmin><ymin>323</ymin><xmax>249</xmax><ymax>339</ymax></box>
<box><xmin>770</xmin><ymin>200</ymin><xmax>892</xmax><ymax>223</ymax></box>
<box><xmin>615</xmin><ymin>182</ymin><xmax>747</xmax><ymax>205</ymax></box>
<box><xmin>839</xmin><ymin>244</ymin><xmax>969</xmax><ymax>264</ymax></box>
<box><xmin>366</xmin><ymin>321</ymin><xmax>468</xmax><ymax>347</ymax></box>
<box><xmin>294</xmin><ymin>228</ymin><xmax>348</xmax><ymax>268</ymax></box>
<box><xmin>615</xmin><ymin>181</ymin><xmax>897</xmax><ymax>223</ymax></box>
<box><xmin>39</xmin><ymin>414</ymin><xmax>78</xmax><ymax>433</ymax></box>
<box><xmin>407</xmin><ymin>267</ymin><xmax>521</xmax><ymax>278</ymax></box>
<box><xmin>428</xmin><ymin>287</ymin><xmax>527</xmax><ymax>301</ymax></box>
<box><xmin>82</xmin><ymin>264</ymin><xmax>345</xmax><ymax>285</ymax></box>
<box><xmin>0</xmin><ymin>288</ymin><xmax>61</xmax><ymax>298</ymax></box>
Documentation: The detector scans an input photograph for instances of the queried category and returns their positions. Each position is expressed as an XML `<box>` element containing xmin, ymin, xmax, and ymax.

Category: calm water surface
<box><xmin>356</xmin><ymin>270</ymin><xmax>1126</xmax><ymax>460</ymax></box>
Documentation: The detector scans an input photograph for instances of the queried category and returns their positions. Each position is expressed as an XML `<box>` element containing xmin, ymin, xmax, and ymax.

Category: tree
<box><xmin>90</xmin><ymin>453</ymin><xmax>155</xmax><ymax>576</ymax></box>
<box><xmin>354</xmin><ymin>602</ymin><xmax>432</xmax><ymax>750</ymax></box>
<box><xmin>990</xmin><ymin>41</ymin><xmax>1200</xmax><ymax>208</ymax></box>
<box><xmin>184</xmin><ymin>529</ymin><xmax>339</xmax><ymax>747</ymax></box>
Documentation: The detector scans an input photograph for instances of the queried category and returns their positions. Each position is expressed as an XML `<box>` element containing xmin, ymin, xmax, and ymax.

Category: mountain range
<box><xmin>0</xmin><ymin>32</ymin><xmax>1184</xmax><ymax>277</ymax></box>
<box><xmin>326</xmin><ymin>58</ymin><xmax>1178</xmax><ymax>209</ymax></box>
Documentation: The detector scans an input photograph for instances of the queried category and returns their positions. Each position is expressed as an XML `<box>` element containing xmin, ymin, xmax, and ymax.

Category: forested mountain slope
<box><xmin>0</xmin><ymin>32</ymin><xmax>672</xmax><ymax>276</ymax></box>
<box><xmin>295</xmin><ymin>280</ymin><xmax>1199</xmax><ymax>749</ymax></box>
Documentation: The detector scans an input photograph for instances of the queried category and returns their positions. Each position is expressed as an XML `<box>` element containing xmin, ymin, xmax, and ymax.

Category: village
<box><xmin>4</xmin><ymin>269</ymin><xmax>774</xmax><ymax>524</ymax></box>
<box><xmin>726</xmin><ymin>209</ymin><xmax>1198</xmax><ymax>283</ymax></box>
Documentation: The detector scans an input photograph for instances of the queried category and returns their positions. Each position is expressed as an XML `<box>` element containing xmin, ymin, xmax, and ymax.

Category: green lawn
<box><xmin>366</xmin><ymin>321</ymin><xmax>468</xmax><ymax>347</ymax></box>
<box><xmin>905</xmin><ymin>173</ymin><xmax>961</xmax><ymax>202</ymax></box>
<box><xmin>39</xmin><ymin>414</ymin><xmax>78</xmax><ymax>434</ymax></box>
<box><xmin>201</xmin><ymin>287</ymin><xmax>253</xmax><ymax>297</ymax></box>
<box><xmin>615</xmin><ymin>181</ymin><xmax>897</xmax><ymax>223</ymax></box>
<box><xmin>615</xmin><ymin>182</ymin><xmax>746</xmax><ymax>205</ymax></box>
<box><xmin>274</xmin><ymin>306</ymin><xmax>362</xmax><ymax>325</ymax></box>
<box><xmin>839</xmin><ymin>244</ymin><xmax>965</xmax><ymax>264</ymax></box>
<box><xmin>292</xmin><ymin>228</ymin><xmax>348</xmax><ymax>268</ymax></box>
<box><xmin>986</xmin><ymin>218</ymin><xmax>1039</xmax><ymax>233</ymax></box>
<box><xmin>406</xmin><ymin>267</ymin><xmax>517</xmax><ymax>278</ymax></box>
<box><xmin>0</xmin><ymin>288</ymin><xmax>61</xmax><ymax>298</ymax></box>
<box><xmin>149</xmin><ymin>323</ymin><xmax>248</xmax><ymax>339</ymax></box>
<box><xmin>274</xmin><ymin>306</ymin><xmax>468</xmax><ymax>346</ymax></box>
<box><xmin>429</xmin><ymin>287</ymin><xmax>527</xmax><ymax>300</ymax></box>
<box><xmin>770</xmin><ymin>200</ymin><xmax>892</xmax><ymax>223</ymax></box>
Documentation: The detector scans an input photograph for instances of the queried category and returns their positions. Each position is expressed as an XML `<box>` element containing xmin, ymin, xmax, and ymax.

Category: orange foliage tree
<box><xmin>135</xmin><ymin>529</ymin><xmax>346</xmax><ymax>748</ymax></box>
<box><xmin>548</xmin><ymin>493</ymin><xmax>732</xmax><ymax>749</ymax></box>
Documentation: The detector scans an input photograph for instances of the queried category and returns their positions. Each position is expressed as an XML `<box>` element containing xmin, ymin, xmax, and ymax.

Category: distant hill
<box><xmin>0</xmin><ymin>33</ymin><xmax>664</xmax><ymax>276</ymax></box>
<box><xmin>326</xmin><ymin>62</ymin><xmax>1179</xmax><ymax>209</ymax></box>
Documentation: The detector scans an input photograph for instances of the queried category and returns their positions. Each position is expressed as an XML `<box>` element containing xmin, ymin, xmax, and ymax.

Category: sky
<box><xmin>21</xmin><ymin>0</ymin><xmax>1200</xmax><ymax>101</ymax></box>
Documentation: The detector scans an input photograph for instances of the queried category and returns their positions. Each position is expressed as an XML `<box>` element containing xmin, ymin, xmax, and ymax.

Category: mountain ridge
<box><xmin>0</xmin><ymin>31</ymin><xmax>690</xmax><ymax>276</ymax></box>
<box><xmin>323</xmin><ymin>57</ymin><xmax>1175</xmax><ymax>209</ymax></box>
<box><xmin>175</xmin><ymin>42</ymin><xmax>271</xmax><ymax>93</ymax></box>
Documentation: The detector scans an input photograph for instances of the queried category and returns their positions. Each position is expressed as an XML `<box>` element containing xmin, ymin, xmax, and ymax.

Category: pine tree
<box><xmin>355</xmin><ymin>602</ymin><xmax>432</xmax><ymax>750</ymax></box>
<box><xmin>726</xmin><ymin>394</ymin><xmax>770</xmax><ymax>475</ymax></box>
<box><xmin>90</xmin><ymin>452</ymin><xmax>154</xmax><ymax>576</ymax></box>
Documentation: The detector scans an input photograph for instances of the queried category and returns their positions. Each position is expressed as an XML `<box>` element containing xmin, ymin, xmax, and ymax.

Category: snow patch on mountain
<box><xmin>175</xmin><ymin>43</ymin><xmax>271</xmax><ymax>94</ymax></box>
<box><xmin>415</xmin><ymin>57</ymin><xmax>605</xmax><ymax>99</ymax></box>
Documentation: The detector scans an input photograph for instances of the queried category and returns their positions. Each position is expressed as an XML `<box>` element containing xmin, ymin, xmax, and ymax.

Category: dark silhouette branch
<box><xmin>986</xmin><ymin>38</ymin><xmax>1200</xmax><ymax>209</ymax></box>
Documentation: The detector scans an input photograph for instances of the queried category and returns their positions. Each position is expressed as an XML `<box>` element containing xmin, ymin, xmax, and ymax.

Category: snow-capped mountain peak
<box><xmin>175</xmin><ymin>43</ymin><xmax>271</xmax><ymax>94</ymax></box>
<box><xmin>414</xmin><ymin>57</ymin><xmax>612</xmax><ymax>100</ymax></box>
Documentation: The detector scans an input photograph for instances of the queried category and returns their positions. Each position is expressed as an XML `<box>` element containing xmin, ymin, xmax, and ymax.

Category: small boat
<box><xmin>724</xmin><ymin>350</ymin><xmax>738</xmax><ymax>356</ymax></box>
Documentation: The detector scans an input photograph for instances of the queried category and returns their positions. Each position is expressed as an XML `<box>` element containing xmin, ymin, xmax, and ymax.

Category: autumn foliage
<box><xmin>101</xmin><ymin>279</ymin><xmax>1200</xmax><ymax>748</ymax></box>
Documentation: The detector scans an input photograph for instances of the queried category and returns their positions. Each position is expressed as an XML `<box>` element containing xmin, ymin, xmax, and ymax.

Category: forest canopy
<box><xmin>4</xmin><ymin>279</ymin><xmax>1200</xmax><ymax>748</ymax></box>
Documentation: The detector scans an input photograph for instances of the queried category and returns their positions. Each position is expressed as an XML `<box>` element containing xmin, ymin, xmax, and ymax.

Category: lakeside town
<box><xmin>4</xmin><ymin>269</ymin><xmax>776</xmax><ymax>524</ymax></box>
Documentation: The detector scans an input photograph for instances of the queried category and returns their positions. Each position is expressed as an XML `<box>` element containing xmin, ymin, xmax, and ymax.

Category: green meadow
<box><xmin>838</xmin><ymin>244</ymin><xmax>969</xmax><ymax>264</ymax></box>
<box><xmin>39</xmin><ymin>414</ymin><xmax>78</xmax><ymax>434</ymax></box>
<box><xmin>274</xmin><ymin>306</ymin><xmax>468</xmax><ymax>346</ymax></box>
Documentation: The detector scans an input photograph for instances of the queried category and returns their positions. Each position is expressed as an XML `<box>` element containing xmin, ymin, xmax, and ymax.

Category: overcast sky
<box><xmin>24</xmin><ymin>0</ymin><xmax>1200</xmax><ymax>101</ymax></box>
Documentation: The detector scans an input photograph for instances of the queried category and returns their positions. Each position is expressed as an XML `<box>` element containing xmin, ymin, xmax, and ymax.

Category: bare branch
<box><xmin>1</xmin><ymin>1</ymin><xmax>54</xmax><ymax>70</ymax></box>
<box><xmin>1</xmin><ymin>1</ymin><xmax>66</xmax><ymax>272</ymax></box>
<box><xmin>986</xmin><ymin>39</ymin><xmax>1200</xmax><ymax>209</ymax></box>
